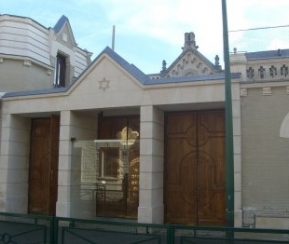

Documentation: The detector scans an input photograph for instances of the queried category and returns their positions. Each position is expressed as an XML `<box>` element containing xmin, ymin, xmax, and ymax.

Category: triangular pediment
<box><xmin>163</xmin><ymin>49</ymin><xmax>221</xmax><ymax>78</ymax></box>
<box><xmin>53</xmin><ymin>15</ymin><xmax>77</xmax><ymax>48</ymax></box>
<box><xmin>161</xmin><ymin>32</ymin><xmax>221</xmax><ymax>78</ymax></box>
<box><xmin>67</xmin><ymin>47</ymin><xmax>148</xmax><ymax>97</ymax></box>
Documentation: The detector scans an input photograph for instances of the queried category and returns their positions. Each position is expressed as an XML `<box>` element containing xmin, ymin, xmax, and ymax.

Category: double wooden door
<box><xmin>165</xmin><ymin>110</ymin><xmax>226</xmax><ymax>226</ymax></box>
<box><xmin>28</xmin><ymin>116</ymin><xmax>60</xmax><ymax>215</ymax></box>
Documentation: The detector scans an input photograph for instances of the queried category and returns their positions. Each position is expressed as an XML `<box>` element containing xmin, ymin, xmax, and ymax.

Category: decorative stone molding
<box><xmin>0</xmin><ymin>57</ymin><xmax>3</xmax><ymax>63</ymax></box>
<box><xmin>246</xmin><ymin>64</ymin><xmax>289</xmax><ymax>82</ymax></box>
<box><xmin>168</xmin><ymin>51</ymin><xmax>213</xmax><ymax>77</ymax></box>
<box><xmin>262</xmin><ymin>87</ymin><xmax>271</xmax><ymax>96</ymax></box>
<box><xmin>47</xmin><ymin>70</ymin><xmax>52</xmax><ymax>76</ymax></box>
<box><xmin>240</xmin><ymin>88</ymin><xmax>248</xmax><ymax>97</ymax></box>
<box><xmin>23</xmin><ymin>60</ymin><xmax>31</xmax><ymax>67</ymax></box>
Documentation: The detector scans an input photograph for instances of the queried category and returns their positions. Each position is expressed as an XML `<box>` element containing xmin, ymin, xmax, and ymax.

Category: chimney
<box><xmin>182</xmin><ymin>32</ymin><xmax>198</xmax><ymax>51</ymax></box>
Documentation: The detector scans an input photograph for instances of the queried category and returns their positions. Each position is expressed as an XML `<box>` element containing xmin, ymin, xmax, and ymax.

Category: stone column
<box><xmin>56</xmin><ymin>110</ymin><xmax>97</xmax><ymax>218</ymax></box>
<box><xmin>138</xmin><ymin>106</ymin><xmax>164</xmax><ymax>224</ymax></box>
<box><xmin>0</xmin><ymin>114</ymin><xmax>30</xmax><ymax>213</ymax></box>
<box><xmin>56</xmin><ymin>110</ymin><xmax>73</xmax><ymax>217</ymax></box>
<box><xmin>232</xmin><ymin>82</ymin><xmax>242</xmax><ymax>227</ymax></box>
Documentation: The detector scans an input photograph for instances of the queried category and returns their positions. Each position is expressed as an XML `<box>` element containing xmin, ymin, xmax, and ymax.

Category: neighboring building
<box><xmin>0</xmin><ymin>14</ymin><xmax>92</xmax><ymax>188</ymax></box>
<box><xmin>0</xmin><ymin>14</ymin><xmax>92</xmax><ymax>92</ymax></box>
<box><xmin>231</xmin><ymin>49</ymin><xmax>289</xmax><ymax>229</ymax></box>
<box><xmin>0</xmin><ymin>31</ymin><xmax>289</xmax><ymax>230</ymax></box>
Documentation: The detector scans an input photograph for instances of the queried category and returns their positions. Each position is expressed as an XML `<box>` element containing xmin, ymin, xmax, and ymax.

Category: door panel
<box><xmin>165</xmin><ymin>110</ymin><xmax>225</xmax><ymax>225</ymax></box>
<box><xmin>165</xmin><ymin>112</ymin><xmax>197</xmax><ymax>224</ymax></box>
<box><xmin>29</xmin><ymin>116</ymin><xmax>59</xmax><ymax>215</ymax></box>
<box><xmin>197</xmin><ymin>111</ymin><xmax>226</xmax><ymax>225</ymax></box>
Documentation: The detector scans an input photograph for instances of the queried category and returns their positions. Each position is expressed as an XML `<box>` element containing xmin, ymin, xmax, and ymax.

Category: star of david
<box><xmin>99</xmin><ymin>78</ymin><xmax>110</xmax><ymax>91</ymax></box>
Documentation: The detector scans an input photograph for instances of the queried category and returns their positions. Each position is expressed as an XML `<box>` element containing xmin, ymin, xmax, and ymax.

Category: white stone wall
<box><xmin>230</xmin><ymin>52</ymin><xmax>289</xmax><ymax>84</ymax></box>
<box><xmin>0</xmin><ymin>15</ymin><xmax>50</xmax><ymax>64</ymax></box>
<box><xmin>0</xmin><ymin>114</ymin><xmax>30</xmax><ymax>213</ymax></box>
<box><xmin>0</xmin><ymin>59</ymin><xmax>53</xmax><ymax>91</ymax></box>
<box><xmin>230</xmin><ymin>53</ymin><xmax>247</xmax><ymax>82</ymax></box>
<box><xmin>0</xmin><ymin>52</ymin><xmax>243</xmax><ymax>225</ymax></box>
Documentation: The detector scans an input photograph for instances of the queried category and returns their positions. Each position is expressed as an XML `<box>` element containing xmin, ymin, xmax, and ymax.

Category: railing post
<box><xmin>51</xmin><ymin>216</ymin><xmax>58</xmax><ymax>244</ymax></box>
<box><xmin>167</xmin><ymin>224</ymin><xmax>174</xmax><ymax>244</ymax></box>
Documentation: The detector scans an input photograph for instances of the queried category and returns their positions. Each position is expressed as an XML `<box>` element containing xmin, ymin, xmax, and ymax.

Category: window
<box><xmin>54</xmin><ymin>53</ymin><xmax>67</xmax><ymax>87</ymax></box>
<box><xmin>281</xmin><ymin>64</ymin><xmax>288</xmax><ymax>77</ymax></box>
<box><xmin>258</xmin><ymin>66</ymin><xmax>266</xmax><ymax>79</ymax></box>
<box><xmin>269</xmin><ymin>65</ymin><xmax>277</xmax><ymax>78</ymax></box>
<box><xmin>247</xmin><ymin>67</ymin><xmax>254</xmax><ymax>79</ymax></box>
<box><xmin>99</xmin><ymin>147</ymin><xmax>119</xmax><ymax>178</ymax></box>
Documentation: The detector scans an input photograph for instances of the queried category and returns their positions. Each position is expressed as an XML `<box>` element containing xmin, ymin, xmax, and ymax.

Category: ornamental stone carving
<box><xmin>240</xmin><ymin>88</ymin><xmax>248</xmax><ymax>97</ymax></box>
<box><xmin>23</xmin><ymin>60</ymin><xmax>31</xmax><ymax>67</ymax></box>
<box><xmin>262</xmin><ymin>87</ymin><xmax>271</xmax><ymax>96</ymax></box>
<box><xmin>99</xmin><ymin>77</ymin><xmax>110</xmax><ymax>91</ymax></box>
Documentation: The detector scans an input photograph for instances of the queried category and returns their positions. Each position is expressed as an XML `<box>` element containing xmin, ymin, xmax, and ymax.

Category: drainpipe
<box><xmin>221</xmin><ymin>0</ymin><xmax>235</xmax><ymax>227</ymax></box>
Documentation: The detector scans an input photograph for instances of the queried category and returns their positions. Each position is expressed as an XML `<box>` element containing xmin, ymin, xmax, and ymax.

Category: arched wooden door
<box><xmin>164</xmin><ymin>110</ymin><xmax>226</xmax><ymax>226</ymax></box>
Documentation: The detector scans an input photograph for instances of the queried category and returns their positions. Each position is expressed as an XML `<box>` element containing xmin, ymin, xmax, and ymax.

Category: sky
<box><xmin>1</xmin><ymin>0</ymin><xmax>289</xmax><ymax>74</ymax></box>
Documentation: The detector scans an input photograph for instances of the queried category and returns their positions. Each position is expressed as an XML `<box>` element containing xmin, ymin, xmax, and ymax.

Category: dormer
<box><xmin>50</xmin><ymin>15</ymin><xmax>92</xmax><ymax>87</ymax></box>
<box><xmin>53</xmin><ymin>15</ymin><xmax>77</xmax><ymax>48</ymax></box>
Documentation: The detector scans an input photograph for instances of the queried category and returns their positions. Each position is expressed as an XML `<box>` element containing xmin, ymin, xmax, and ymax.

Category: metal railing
<box><xmin>0</xmin><ymin>212</ymin><xmax>54</xmax><ymax>243</ymax></box>
<box><xmin>1</xmin><ymin>212</ymin><xmax>289</xmax><ymax>244</ymax></box>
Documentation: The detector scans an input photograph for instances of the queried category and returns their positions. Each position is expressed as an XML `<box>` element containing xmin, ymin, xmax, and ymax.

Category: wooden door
<box><xmin>165</xmin><ymin>110</ymin><xmax>226</xmax><ymax>225</ymax></box>
<box><xmin>28</xmin><ymin>116</ymin><xmax>60</xmax><ymax>215</ymax></box>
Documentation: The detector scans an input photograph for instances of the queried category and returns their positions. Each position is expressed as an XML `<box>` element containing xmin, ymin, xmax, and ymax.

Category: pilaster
<box><xmin>138</xmin><ymin>105</ymin><xmax>164</xmax><ymax>224</ymax></box>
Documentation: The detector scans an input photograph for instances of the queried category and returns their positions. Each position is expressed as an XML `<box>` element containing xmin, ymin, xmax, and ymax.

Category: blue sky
<box><xmin>2</xmin><ymin>0</ymin><xmax>289</xmax><ymax>73</ymax></box>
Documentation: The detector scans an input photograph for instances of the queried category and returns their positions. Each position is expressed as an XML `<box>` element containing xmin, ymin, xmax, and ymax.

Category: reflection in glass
<box><xmin>99</xmin><ymin>147</ymin><xmax>119</xmax><ymax>178</ymax></box>
<box><xmin>94</xmin><ymin>126</ymin><xmax>140</xmax><ymax>218</ymax></box>
<box><xmin>71</xmin><ymin>125</ymin><xmax>140</xmax><ymax>219</ymax></box>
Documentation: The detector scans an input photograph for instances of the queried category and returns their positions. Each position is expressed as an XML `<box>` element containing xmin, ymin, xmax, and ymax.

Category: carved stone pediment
<box><xmin>160</xmin><ymin>32</ymin><xmax>221</xmax><ymax>78</ymax></box>
<box><xmin>165</xmin><ymin>50</ymin><xmax>214</xmax><ymax>77</ymax></box>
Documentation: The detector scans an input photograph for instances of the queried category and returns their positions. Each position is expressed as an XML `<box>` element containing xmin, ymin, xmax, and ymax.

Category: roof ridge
<box><xmin>101</xmin><ymin>47</ymin><xmax>150</xmax><ymax>84</ymax></box>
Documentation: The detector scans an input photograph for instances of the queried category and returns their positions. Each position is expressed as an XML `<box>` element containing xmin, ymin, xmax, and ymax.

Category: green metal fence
<box><xmin>1</xmin><ymin>212</ymin><xmax>289</xmax><ymax>244</ymax></box>
<box><xmin>172</xmin><ymin>225</ymin><xmax>289</xmax><ymax>244</ymax></box>
<box><xmin>0</xmin><ymin>212</ymin><xmax>54</xmax><ymax>243</ymax></box>
<box><xmin>55</xmin><ymin>217</ymin><xmax>167</xmax><ymax>244</ymax></box>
